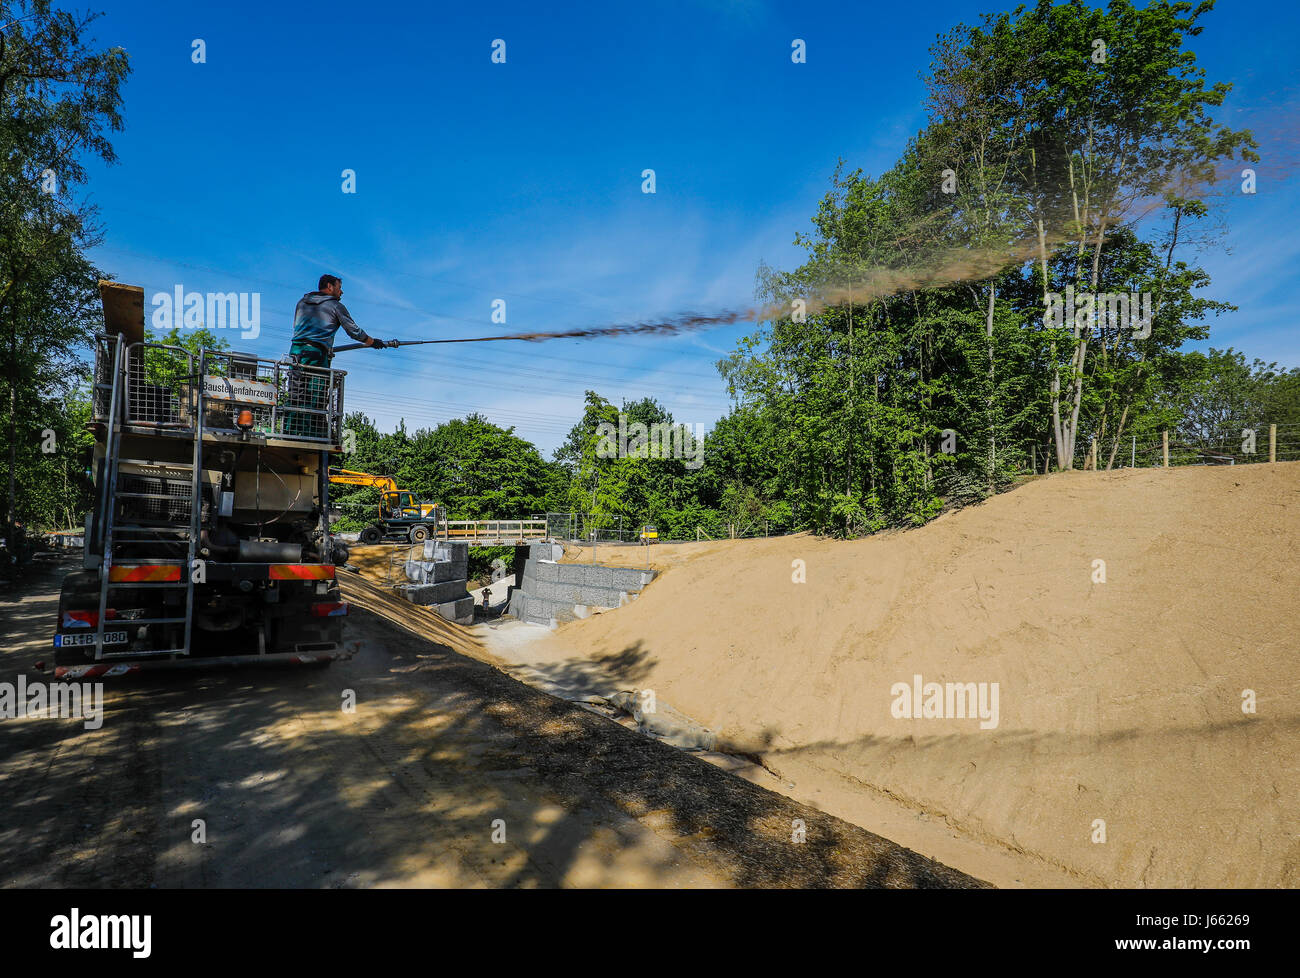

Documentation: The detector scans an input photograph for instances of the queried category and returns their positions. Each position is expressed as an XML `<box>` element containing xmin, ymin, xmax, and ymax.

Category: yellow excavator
<box><xmin>327</xmin><ymin>468</ymin><xmax>444</xmax><ymax>544</ymax></box>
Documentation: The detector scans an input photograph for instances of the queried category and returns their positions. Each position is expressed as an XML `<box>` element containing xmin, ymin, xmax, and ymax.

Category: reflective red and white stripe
<box><xmin>108</xmin><ymin>565</ymin><xmax>182</xmax><ymax>582</ymax></box>
<box><xmin>270</xmin><ymin>564</ymin><xmax>335</xmax><ymax>581</ymax></box>
<box><xmin>55</xmin><ymin>663</ymin><xmax>139</xmax><ymax>679</ymax></box>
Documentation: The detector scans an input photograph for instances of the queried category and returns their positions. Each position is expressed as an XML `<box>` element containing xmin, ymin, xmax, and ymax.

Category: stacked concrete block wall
<box><xmin>508</xmin><ymin>542</ymin><xmax>656</xmax><ymax>627</ymax></box>
<box><xmin>395</xmin><ymin>540</ymin><xmax>473</xmax><ymax>624</ymax></box>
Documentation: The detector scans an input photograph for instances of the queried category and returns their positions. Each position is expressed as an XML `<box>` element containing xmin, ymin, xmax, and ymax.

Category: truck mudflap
<box><xmin>33</xmin><ymin>648</ymin><xmax>352</xmax><ymax>680</ymax></box>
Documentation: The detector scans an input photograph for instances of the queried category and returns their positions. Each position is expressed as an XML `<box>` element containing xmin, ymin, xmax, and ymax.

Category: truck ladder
<box><xmin>93</xmin><ymin>344</ymin><xmax>203</xmax><ymax>659</ymax></box>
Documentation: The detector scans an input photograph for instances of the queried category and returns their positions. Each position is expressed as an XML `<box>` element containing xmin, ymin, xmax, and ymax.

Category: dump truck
<box><xmin>326</xmin><ymin>468</ymin><xmax>445</xmax><ymax>544</ymax></box>
<box><xmin>44</xmin><ymin>281</ymin><xmax>352</xmax><ymax>678</ymax></box>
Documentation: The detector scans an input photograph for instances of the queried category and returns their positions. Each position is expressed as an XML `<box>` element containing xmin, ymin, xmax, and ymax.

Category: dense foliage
<box><xmin>0</xmin><ymin>1</ymin><xmax>127</xmax><ymax>552</ymax></box>
<box><xmin>330</xmin><ymin>411</ymin><xmax>568</xmax><ymax>529</ymax></box>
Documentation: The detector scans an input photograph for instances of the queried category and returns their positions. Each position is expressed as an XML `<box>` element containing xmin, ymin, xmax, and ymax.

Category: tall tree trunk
<box><xmin>1036</xmin><ymin>214</ymin><xmax>1070</xmax><ymax>472</ymax></box>
<box><xmin>847</xmin><ymin>287</ymin><xmax>853</xmax><ymax>497</ymax></box>
<box><xmin>986</xmin><ymin>283</ymin><xmax>996</xmax><ymax>492</ymax></box>
<box><xmin>1105</xmin><ymin>402</ymin><xmax>1130</xmax><ymax>470</ymax></box>
<box><xmin>6</xmin><ymin>318</ymin><xmax>16</xmax><ymax>549</ymax></box>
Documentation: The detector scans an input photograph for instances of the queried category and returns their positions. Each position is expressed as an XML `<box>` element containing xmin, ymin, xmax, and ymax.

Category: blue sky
<box><xmin>85</xmin><ymin>0</ymin><xmax>1299</xmax><ymax>455</ymax></box>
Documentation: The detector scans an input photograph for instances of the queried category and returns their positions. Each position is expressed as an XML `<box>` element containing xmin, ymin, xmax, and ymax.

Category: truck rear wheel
<box><xmin>359</xmin><ymin>525</ymin><xmax>381</xmax><ymax>545</ymax></box>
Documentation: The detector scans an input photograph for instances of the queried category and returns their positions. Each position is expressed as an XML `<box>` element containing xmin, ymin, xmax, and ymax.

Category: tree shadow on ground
<box><xmin>0</xmin><ymin>565</ymin><xmax>986</xmax><ymax>889</ymax></box>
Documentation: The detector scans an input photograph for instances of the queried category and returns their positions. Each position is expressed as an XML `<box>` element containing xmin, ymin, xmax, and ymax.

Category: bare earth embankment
<box><xmin>527</xmin><ymin>464</ymin><xmax>1300</xmax><ymax>888</ymax></box>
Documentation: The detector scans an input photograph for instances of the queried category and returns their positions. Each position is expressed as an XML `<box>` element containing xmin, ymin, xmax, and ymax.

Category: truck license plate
<box><xmin>54</xmin><ymin>631</ymin><xmax>127</xmax><ymax>648</ymax></box>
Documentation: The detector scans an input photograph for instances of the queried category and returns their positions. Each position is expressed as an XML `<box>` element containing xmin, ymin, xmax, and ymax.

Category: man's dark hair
<box><xmin>318</xmin><ymin>274</ymin><xmax>341</xmax><ymax>291</ymax></box>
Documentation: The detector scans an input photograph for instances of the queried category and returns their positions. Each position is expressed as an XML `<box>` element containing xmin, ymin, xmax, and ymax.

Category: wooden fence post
<box><xmin>1162</xmin><ymin>431</ymin><xmax>1169</xmax><ymax>468</ymax></box>
<box><xmin>1270</xmin><ymin>424</ymin><xmax>1277</xmax><ymax>463</ymax></box>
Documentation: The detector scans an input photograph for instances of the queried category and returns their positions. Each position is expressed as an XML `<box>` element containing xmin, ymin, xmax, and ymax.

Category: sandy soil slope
<box><xmin>531</xmin><ymin>464</ymin><xmax>1300</xmax><ymax>888</ymax></box>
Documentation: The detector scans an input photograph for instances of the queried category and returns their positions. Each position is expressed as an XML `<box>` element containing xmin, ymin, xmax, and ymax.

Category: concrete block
<box><xmin>404</xmin><ymin>561</ymin><xmax>464</xmax><ymax>585</ymax></box>
<box><xmin>427</xmin><ymin>540</ymin><xmax>469</xmax><ymax>562</ymax></box>
<box><xmin>509</xmin><ymin>592</ymin><xmax>577</xmax><ymax>627</ymax></box>
<box><xmin>440</xmin><ymin>558</ymin><xmax>468</xmax><ymax>581</ymax></box>
<box><xmin>524</xmin><ymin>558</ymin><xmax>653</xmax><ymax>591</ymax></box>
<box><xmin>553</xmin><ymin>562</ymin><xmax>654</xmax><ymax>591</ymax></box>
<box><xmin>529</xmin><ymin>578</ymin><xmax>632</xmax><ymax>608</ymax></box>
<box><xmin>508</xmin><ymin>590</ymin><xmax>535</xmax><ymax>619</ymax></box>
<box><xmin>509</xmin><ymin>550</ymin><xmax>654</xmax><ymax>629</ymax></box>
<box><xmin>433</xmin><ymin>595</ymin><xmax>474</xmax><ymax>625</ymax></box>
<box><xmin>529</xmin><ymin>543</ymin><xmax>563</xmax><ymax>562</ymax></box>
<box><xmin>507</xmin><ymin>592</ymin><xmax>539</xmax><ymax>624</ymax></box>
<box><xmin>398</xmin><ymin>580</ymin><xmax>471</xmax><ymax>606</ymax></box>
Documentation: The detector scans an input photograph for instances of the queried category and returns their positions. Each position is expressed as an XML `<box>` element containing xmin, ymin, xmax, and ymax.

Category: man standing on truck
<box><xmin>285</xmin><ymin>275</ymin><xmax>393</xmax><ymax>436</ymax></box>
<box><xmin>291</xmin><ymin>274</ymin><xmax>392</xmax><ymax>365</ymax></box>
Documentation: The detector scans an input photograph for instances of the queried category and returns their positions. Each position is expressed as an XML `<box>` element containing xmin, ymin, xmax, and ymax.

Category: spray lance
<box><xmin>328</xmin><ymin>311</ymin><xmax>757</xmax><ymax>353</ymax></box>
<box><xmin>333</xmin><ymin>337</ymin><xmax>495</xmax><ymax>352</ymax></box>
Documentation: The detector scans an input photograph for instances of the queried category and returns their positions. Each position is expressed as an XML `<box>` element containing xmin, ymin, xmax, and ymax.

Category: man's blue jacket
<box><xmin>292</xmin><ymin>292</ymin><xmax>371</xmax><ymax>352</ymax></box>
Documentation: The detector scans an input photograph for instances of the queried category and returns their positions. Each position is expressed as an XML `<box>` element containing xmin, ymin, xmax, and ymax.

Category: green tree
<box><xmin>0</xmin><ymin>0</ymin><xmax>129</xmax><ymax>545</ymax></box>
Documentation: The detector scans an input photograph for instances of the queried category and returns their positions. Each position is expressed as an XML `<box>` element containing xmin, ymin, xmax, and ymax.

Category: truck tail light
<box><xmin>62</xmin><ymin>610</ymin><xmax>117</xmax><ymax>628</ymax></box>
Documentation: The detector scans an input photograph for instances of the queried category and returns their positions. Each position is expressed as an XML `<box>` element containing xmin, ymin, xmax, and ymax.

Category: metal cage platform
<box><xmin>92</xmin><ymin>335</ymin><xmax>346</xmax><ymax>447</ymax></box>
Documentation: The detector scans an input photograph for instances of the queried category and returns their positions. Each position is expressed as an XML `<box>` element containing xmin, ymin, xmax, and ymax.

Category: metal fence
<box><xmin>543</xmin><ymin>512</ymin><xmax>790</xmax><ymax>544</ymax></box>
<box><xmin>1025</xmin><ymin>424</ymin><xmax>1300</xmax><ymax>472</ymax></box>
<box><xmin>92</xmin><ymin>335</ymin><xmax>346</xmax><ymax>445</ymax></box>
<box><xmin>544</xmin><ymin>512</ymin><xmax>629</xmax><ymax>542</ymax></box>
<box><xmin>91</xmin><ymin>333</ymin><xmax>118</xmax><ymax>420</ymax></box>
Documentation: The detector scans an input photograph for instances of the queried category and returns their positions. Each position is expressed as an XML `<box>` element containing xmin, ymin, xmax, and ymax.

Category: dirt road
<box><xmin>0</xmin><ymin>558</ymin><xmax>982</xmax><ymax>889</ymax></box>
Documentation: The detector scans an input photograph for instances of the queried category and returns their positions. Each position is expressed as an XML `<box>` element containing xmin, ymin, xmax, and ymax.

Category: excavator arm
<box><xmin>327</xmin><ymin>468</ymin><xmax>398</xmax><ymax>491</ymax></box>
